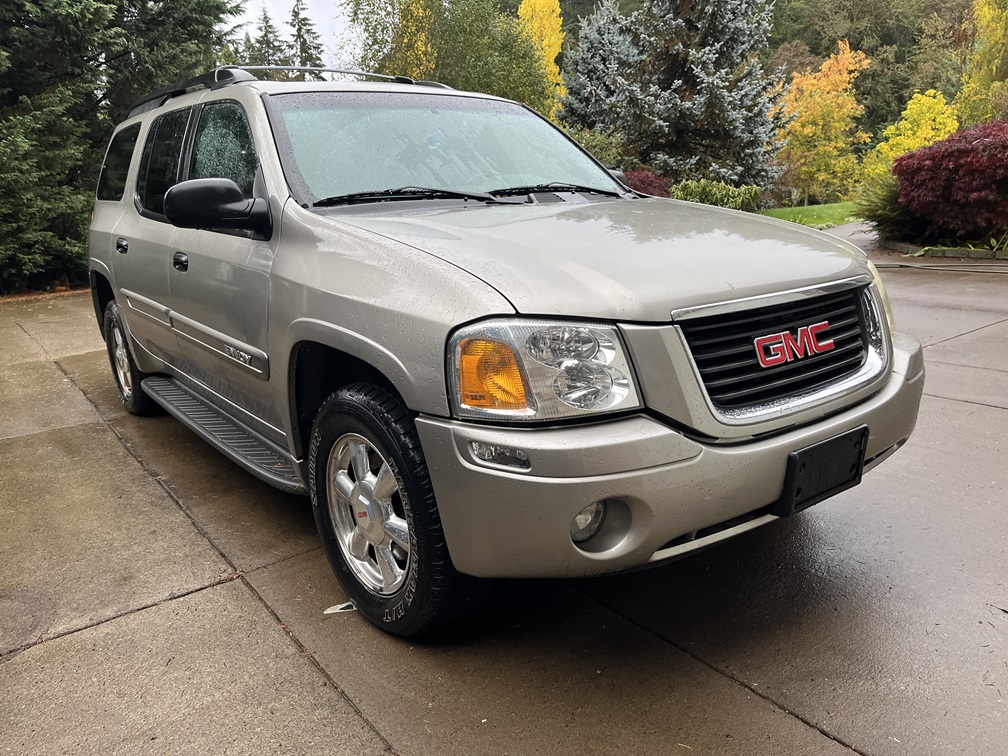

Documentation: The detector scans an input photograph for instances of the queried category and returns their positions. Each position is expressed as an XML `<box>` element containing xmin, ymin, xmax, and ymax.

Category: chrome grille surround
<box><xmin>672</xmin><ymin>276</ymin><xmax>890</xmax><ymax>426</ymax></box>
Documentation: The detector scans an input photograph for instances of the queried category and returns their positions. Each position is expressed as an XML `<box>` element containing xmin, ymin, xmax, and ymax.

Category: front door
<box><xmin>167</xmin><ymin>100</ymin><xmax>281</xmax><ymax>438</ymax></box>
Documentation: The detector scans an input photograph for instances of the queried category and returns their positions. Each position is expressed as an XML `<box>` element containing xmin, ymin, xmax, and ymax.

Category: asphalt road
<box><xmin>1</xmin><ymin>246</ymin><xmax>1005</xmax><ymax>754</ymax></box>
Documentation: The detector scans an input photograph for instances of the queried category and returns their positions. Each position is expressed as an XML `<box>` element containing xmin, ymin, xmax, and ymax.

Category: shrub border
<box><xmin>881</xmin><ymin>240</ymin><xmax>1008</xmax><ymax>259</ymax></box>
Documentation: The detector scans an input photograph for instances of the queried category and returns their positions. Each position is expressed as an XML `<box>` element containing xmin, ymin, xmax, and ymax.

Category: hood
<box><xmin>329</xmin><ymin>197</ymin><xmax>870</xmax><ymax>323</ymax></box>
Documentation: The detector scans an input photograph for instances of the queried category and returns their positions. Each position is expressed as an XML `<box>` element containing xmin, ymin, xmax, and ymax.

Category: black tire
<box><xmin>309</xmin><ymin>382</ymin><xmax>486</xmax><ymax>637</ymax></box>
<box><xmin>103</xmin><ymin>301</ymin><xmax>159</xmax><ymax>416</ymax></box>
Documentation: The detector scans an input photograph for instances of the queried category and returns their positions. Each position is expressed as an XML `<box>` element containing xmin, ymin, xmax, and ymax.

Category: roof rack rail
<box><xmin>128</xmin><ymin>67</ymin><xmax>258</xmax><ymax>118</ymax></box>
<box><xmin>128</xmin><ymin>65</ymin><xmax>453</xmax><ymax>118</ymax></box>
<box><xmin>236</xmin><ymin>65</ymin><xmax>452</xmax><ymax>90</ymax></box>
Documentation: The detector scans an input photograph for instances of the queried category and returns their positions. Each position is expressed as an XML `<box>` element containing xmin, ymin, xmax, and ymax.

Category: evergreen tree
<box><xmin>102</xmin><ymin>0</ymin><xmax>241</xmax><ymax>120</ymax></box>
<box><xmin>633</xmin><ymin>0</ymin><xmax>784</xmax><ymax>186</ymax></box>
<box><xmin>560</xmin><ymin>0</ymin><xmax>640</xmax><ymax>130</ymax></box>
<box><xmin>566</xmin><ymin>0</ymin><xmax>784</xmax><ymax>187</ymax></box>
<box><xmin>767</xmin><ymin>39</ymin><xmax>823</xmax><ymax>80</ymax></box>
<box><xmin>248</xmin><ymin>6</ymin><xmax>294</xmax><ymax>75</ymax></box>
<box><xmin>290</xmin><ymin>0</ymin><xmax>326</xmax><ymax>78</ymax></box>
<box><xmin>238</xmin><ymin>31</ymin><xmax>256</xmax><ymax>63</ymax></box>
<box><xmin>0</xmin><ymin>0</ymin><xmax>238</xmax><ymax>291</ymax></box>
<box><xmin>0</xmin><ymin>80</ymin><xmax>93</xmax><ymax>291</ymax></box>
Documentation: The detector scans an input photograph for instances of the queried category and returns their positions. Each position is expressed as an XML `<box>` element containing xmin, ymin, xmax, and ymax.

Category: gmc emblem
<box><xmin>754</xmin><ymin>321</ymin><xmax>834</xmax><ymax>368</ymax></box>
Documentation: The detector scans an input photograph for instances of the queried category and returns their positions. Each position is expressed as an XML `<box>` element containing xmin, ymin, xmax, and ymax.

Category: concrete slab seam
<box><xmin>17</xmin><ymin>321</ymin><xmax>49</xmax><ymax>359</ymax></box>
<box><xmin>0</xmin><ymin>572</ymin><xmax>243</xmax><ymax>662</ymax></box>
<box><xmin>54</xmin><ymin>359</ymin><xmax>398</xmax><ymax>756</ymax></box>
<box><xmin>53</xmin><ymin>362</ymin><xmax>244</xmax><ymax>571</ymax></box>
<box><xmin>923</xmin><ymin>358</ymin><xmax>1008</xmax><ymax>375</ymax></box>
<box><xmin>0</xmin><ymin>420</ymin><xmax>108</xmax><ymax>444</ymax></box>
<box><xmin>920</xmin><ymin>392</ymin><xmax>1008</xmax><ymax>412</ymax></box>
<box><xmin>920</xmin><ymin>361</ymin><xmax>1008</xmax><ymax>379</ymax></box>
<box><xmin>237</xmin><ymin>574</ymin><xmax>399</xmax><ymax>755</ymax></box>
<box><xmin>921</xmin><ymin>315</ymin><xmax>1008</xmax><ymax>350</ymax></box>
<box><xmin>570</xmin><ymin>584</ymin><xmax>868</xmax><ymax>756</ymax></box>
<box><xmin>242</xmin><ymin>544</ymin><xmax>326</xmax><ymax>577</ymax></box>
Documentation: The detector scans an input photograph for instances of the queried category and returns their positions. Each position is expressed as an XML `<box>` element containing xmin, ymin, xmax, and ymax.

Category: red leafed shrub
<box><xmin>625</xmin><ymin>169</ymin><xmax>671</xmax><ymax>197</ymax></box>
<box><xmin>892</xmin><ymin>120</ymin><xmax>1008</xmax><ymax>241</ymax></box>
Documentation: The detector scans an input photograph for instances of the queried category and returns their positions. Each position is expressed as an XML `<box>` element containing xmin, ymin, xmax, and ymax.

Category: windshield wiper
<box><xmin>489</xmin><ymin>182</ymin><xmax>625</xmax><ymax>199</ymax></box>
<box><xmin>312</xmin><ymin>186</ymin><xmax>521</xmax><ymax>208</ymax></box>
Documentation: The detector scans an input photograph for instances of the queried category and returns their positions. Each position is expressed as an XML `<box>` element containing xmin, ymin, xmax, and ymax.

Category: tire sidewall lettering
<box><xmin>311</xmin><ymin>400</ymin><xmax>420</xmax><ymax>626</ymax></box>
<box><xmin>307</xmin><ymin>384</ymin><xmax>478</xmax><ymax>637</ymax></box>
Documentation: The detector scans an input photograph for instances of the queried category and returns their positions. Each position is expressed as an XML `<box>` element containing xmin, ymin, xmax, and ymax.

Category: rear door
<box><xmin>92</xmin><ymin>121</ymin><xmax>141</xmax><ymax>291</ymax></box>
<box><xmin>110</xmin><ymin>106</ymin><xmax>192</xmax><ymax>365</ymax></box>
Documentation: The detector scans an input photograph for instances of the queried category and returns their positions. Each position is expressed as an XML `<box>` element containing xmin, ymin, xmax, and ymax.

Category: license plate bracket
<box><xmin>773</xmin><ymin>425</ymin><xmax>869</xmax><ymax>517</ymax></box>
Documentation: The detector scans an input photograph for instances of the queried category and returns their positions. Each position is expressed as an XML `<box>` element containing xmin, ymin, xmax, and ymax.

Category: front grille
<box><xmin>677</xmin><ymin>287</ymin><xmax>869</xmax><ymax>409</ymax></box>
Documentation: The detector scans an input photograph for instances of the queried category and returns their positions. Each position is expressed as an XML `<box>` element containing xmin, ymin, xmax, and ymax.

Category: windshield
<box><xmin>268</xmin><ymin>91</ymin><xmax>622</xmax><ymax>203</ymax></box>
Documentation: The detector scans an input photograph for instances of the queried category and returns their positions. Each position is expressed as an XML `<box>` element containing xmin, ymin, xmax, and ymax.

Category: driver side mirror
<box><xmin>164</xmin><ymin>178</ymin><xmax>272</xmax><ymax>237</ymax></box>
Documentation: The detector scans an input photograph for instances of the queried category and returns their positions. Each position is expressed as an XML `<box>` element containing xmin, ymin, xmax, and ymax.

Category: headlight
<box><xmin>448</xmin><ymin>319</ymin><xmax>642</xmax><ymax>421</ymax></box>
<box><xmin>866</xmin><ymin>259</ymin><xmax>895</xmax><ymax>331</ymax></box>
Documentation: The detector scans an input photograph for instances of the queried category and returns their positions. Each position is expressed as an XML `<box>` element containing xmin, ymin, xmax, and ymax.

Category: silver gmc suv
<box><xmin>89</xmin><ymin>67</ymin><xmax>924</xmax><ymax>637</ymax></box>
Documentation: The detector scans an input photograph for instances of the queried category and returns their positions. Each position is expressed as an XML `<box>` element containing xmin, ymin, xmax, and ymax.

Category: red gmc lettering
<box><xmin>807</xmin><ymin>321</ymin><xmax>834</xmax><ymax>351</ymax></box>
<box><xmin>754</xmin><ymin>321</ymin><xmax>834</xmax><ymax>368</ymax></box>
<box><xmin>754</xmin><ymin>333</ymin><xmax>789</xmax><ymax>367</ymax></box>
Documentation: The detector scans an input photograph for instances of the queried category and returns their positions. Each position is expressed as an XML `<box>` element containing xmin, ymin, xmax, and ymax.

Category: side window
<box><xmin>189</xmin><ymin>101</ymin><xmax>259</xmax><ymax>198</ymax></box>
<box><xmin>136</xmin><ymin>107</ymin><xmax>192</xmax><ymax>216</ymax></box>
<box><xmin>96</xmin><ymin>124</ymin><xmax>141</xmax><ymax>201</ymax></box>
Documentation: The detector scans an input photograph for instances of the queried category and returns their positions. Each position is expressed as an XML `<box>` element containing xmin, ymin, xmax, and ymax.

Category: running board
<box><xmin>140</xmin><ymin>376</ymin><xmax>306</xmax><ymax>495</ymax></box>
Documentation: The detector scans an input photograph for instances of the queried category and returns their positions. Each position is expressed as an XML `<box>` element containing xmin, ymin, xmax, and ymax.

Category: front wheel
<box><xmin>309</xmin><ymin>383</ymin><xmax>485</xmax><ymax>637</ymax></box>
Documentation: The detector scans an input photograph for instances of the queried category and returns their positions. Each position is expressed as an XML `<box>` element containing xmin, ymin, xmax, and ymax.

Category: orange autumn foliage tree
<box><xmin>777</xmin><ymin>40</ymin><xmax>871</xmax><ymax>204</ymax></box>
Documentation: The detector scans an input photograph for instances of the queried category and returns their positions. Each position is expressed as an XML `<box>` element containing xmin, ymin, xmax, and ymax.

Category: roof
<box><xmin>128</xmin><ymin>66</ymin><xmax>455</xmax><ymax>119</ymax></box>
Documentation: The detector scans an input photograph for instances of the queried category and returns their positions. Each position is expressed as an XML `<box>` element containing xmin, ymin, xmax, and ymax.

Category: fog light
<box><xmin>570</xmin><ymin>501</ymin><xmax>606</xmax><ymax>543</ymax></box>
<box><xmin>470</xmin><ymin>441</ymin><xmax>531</xmax><ymax>470</ymax></box>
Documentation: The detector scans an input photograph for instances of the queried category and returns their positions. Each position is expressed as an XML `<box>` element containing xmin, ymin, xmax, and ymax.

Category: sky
<box><xmin>234</xmin><ymin>1</ymin><xmax>353</xmax><ymax>67</ymax></box>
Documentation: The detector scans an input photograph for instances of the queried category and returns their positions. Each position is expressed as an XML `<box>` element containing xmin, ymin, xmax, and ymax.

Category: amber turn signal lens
<box><xmin>458</xmin><ymin>338</ymin><xmax>528</xmax><ymax>410</ymax></box>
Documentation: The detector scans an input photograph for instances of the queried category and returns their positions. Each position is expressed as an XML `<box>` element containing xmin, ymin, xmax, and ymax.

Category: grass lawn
<box><xmin>760</xmin><ymin>201</ymin><xmax>859</xmax><ymax>230</ymax></box>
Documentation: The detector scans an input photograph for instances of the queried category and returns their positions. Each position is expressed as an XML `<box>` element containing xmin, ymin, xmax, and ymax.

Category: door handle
<box><xmin>115</xmin><ymin>237</ymin><xmax>128</xmax><ymax>254</ymax></box>
<box><xmin>172</xmin><ymin>252</ymin><xmax>189</xmax><ymax>272</ymax></box>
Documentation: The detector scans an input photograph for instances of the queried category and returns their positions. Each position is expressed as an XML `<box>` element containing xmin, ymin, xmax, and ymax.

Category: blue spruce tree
<box><xmin>564</xmin><ymin>0</ymin><xmax>784</xmax><ymax>188</ymax></box>
<box><xmin>560</xmin><ymin>0</ymin><xmax>641</xmax><ymax>131</ymax></box>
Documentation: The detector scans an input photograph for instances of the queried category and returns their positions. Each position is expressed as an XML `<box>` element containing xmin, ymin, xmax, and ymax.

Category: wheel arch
<box><xmin>90</xmin><ymin>269</ymin><xmax>116</xmax><ymax>337</ymax></box>
<box><xmin>287</xmin><ymin>335</ymin><xmax>425</xmax><ymax>470</ymax></box>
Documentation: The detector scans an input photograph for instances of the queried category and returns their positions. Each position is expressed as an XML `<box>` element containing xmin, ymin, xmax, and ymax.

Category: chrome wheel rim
<box><xmin>326</xmin><ymin>433</ymin><xmax>411</xmax><ymax>596</ymax></box>
<box><xmin>111</xmin><ymin>324</ymin><xmax>133</xmax><ymax>399</ymax></box>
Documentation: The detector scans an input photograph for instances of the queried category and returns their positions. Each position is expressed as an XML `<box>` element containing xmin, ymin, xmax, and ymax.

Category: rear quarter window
<box><xmin>96</xmin><ymin>124</ymin><xmax>141</xmax><ymax>201</ymax></box>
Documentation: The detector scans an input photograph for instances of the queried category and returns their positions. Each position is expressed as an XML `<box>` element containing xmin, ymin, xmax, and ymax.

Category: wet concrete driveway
<box><xmin>1</xmin><ymin>259</ymin><xmax>1005</xmax><ymax>754</ymax></box>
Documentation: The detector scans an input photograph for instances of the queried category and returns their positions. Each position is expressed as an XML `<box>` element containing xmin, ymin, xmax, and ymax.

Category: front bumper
<box><xmin>416</xmin><ymin>333</ymin><xmax>924</xmax><ymax>578</ymax></box>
